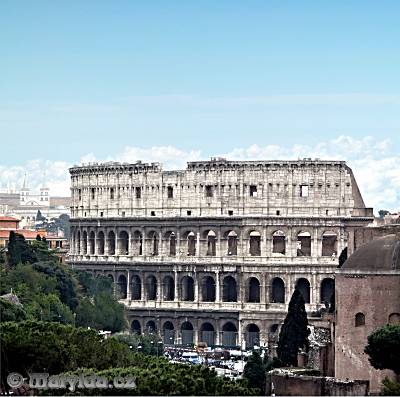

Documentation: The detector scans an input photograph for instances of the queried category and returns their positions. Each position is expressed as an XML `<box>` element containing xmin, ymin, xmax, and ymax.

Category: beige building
<box><xmin>67</xmin><ymin>158</ymin><xmax>373</xmax><ymax>348</ymax></box>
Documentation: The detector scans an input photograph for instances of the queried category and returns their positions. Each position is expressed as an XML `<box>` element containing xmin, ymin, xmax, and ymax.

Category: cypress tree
<box><xmin>277</xmin><ymin>288</ymin><xmax>310</xmax><ymax>366</ymax></box>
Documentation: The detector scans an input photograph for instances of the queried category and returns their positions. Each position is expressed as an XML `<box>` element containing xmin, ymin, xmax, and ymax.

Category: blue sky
<box><xmin>0</xmin><ymin>1</ymin><xmax>399</xmax><ymax>211</ymax></box>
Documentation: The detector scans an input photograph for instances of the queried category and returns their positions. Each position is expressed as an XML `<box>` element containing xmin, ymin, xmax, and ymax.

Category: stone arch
<box><xmin>146</xmin><ymin>320</ymin><xmax>157</xmax><ymax>333</ymax></box>
<box><xmin>322</xmin><ymin>231</ymin><xmax>338</xmax><ymax>257</ymax></box>
<box><xmin>181</xmin><ymin>321</ymin><xmax>194</xmax><ymax>345</ymax></box>
<box><xmin>163</xmin><ymin>321</ymin><xmax>175</xmax><ymax>345</ymax></box>
<box><xmin>272</xmin><ymin>230</ymin><xmax>286</xmax><ymax>255</ymax></box>
<box><xmin>163</xmin><ymin>275</ymin><xmax>175</xmax><ymax>301</ymax></box>
<box><xmin>203</xmin><ymin>230</ymin><xmax>217</xmax><ymax>256</ymax></box>
<box><xmin>107</xmin><ymin>230</ymin><xmax>116</xmax><ymax>255</ymax></box>
<box><xmin>247</xmin><ymin>277</ymin><xmax>260</xmax><ymax>303</ymax></box>
<box><xmin>249</xmin><ymin>230</ymin><xmax>261</xmax><ymax>256</ymax></box>
<box><xmin>97</xmin><ymin>231</ymin><xmax>105</xmax><ymax>255</ymax></box>
<box><xmin>82</xmin><ymin>230</ymin><xmax>88</xmax><ymax>255</ymax></box>
<box><xmin>117</xmin><ymin>274</ymin><xmax>127</xmax><ymax>299</ymax></box>
<box><xmin>296</xmin><ymin>278</ymin><xmax>310</xmax><ymax>303</ymax></box>
<box><xmin>222</xmin><ymin>322</ymin><xmax>238</xmax><ymax>347</ymax></box>
<box><xmin>355</xmin><ymin>312</ymin><xmax>365</xmax><ymax>327</ymax></box>
<box><xmin>222</xmin><ymin>275</ymin><xmax>237</xmax><ymax>302</ymax></box>
<box><xmin>388</xmin><ymin>313</ymin><xmax>400</xmax><ymax>324</ymax></box>
<box><xmin>225</xmin><ymin>230</ymin><xmax>238</xmax><ymax>256</ymax></box>
<box><xmin>131</xmin><ymin>275</ymin><xmax>141</xmax><ymax>300</ymax></box>
<box><xmin>147</xmin><ymin>231</ymin><xmax>159</xmax><ymax>256</ymax></box>
<box><xmin>181</xmin><ymin>276</ymin><xmax>195</xmax><ymax>301</ymax></box>
<box><xmin>297</xmin><ymin>231</ymin><xmax>311</xmax><ymax>256</ymax></box>
<box><xmin>89</xmin><ymin>231</ymin><xmax>95</xmax><ymax>255</ymax></box>
<box><xmin>201</xmin><ymin>275</ymin><xmax>216</xmax><ymax>302</ymax></box>
<box><xmin>76</xmin><ymin>230</ymin><xmax>81</xmax><ymax>254</ymax></box>
<box><xmin>118</xmin><ymin>230</ymin><xmax>129</xmax><ymax>255</ymax></box>
<box><xmin>164</xmin><ymin>231</ymin><xmax>176</xmax><ymax>256</ymax></box>
<box><xmin>246</xmin><ymin>323</ymin><xmax>260</xmax><ymax>349</ymax></box>
<box><xmin>182</xmin><ymin>230</ymin><xmax>196</xmax><ymax>256</ymax></box>
<box><xmin>132</xmin><ymin>230</ymin><xmax>143</xmax><ymax>256</ymax></box>
<box><xmin>146</xmin><ymin>275</ymin><xmax>157</xmax><ymax>300</ymax></box>
<box><xmin>131</xmin><ymin>320</ymin><xmax>141</xmax><ymax>334</ymax></box>
<box><xmin>320</xmin><ymin>278</ymin><xmax>335</xmax><ymax>304</ymax></box>
<box><xmin>200</xmin><ymin>322</ymin><xmax>215</xmax><ymax>346</ymax></box>
<box><xmin>271</xmin><ymin>277</ymin><xmax>285</xmax><ymax>303</ymax></box>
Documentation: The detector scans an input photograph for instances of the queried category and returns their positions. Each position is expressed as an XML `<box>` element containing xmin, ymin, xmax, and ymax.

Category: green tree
<box><xmin>243</xmin><ymin>350</ymin><xmax>265</xmax><ymax>393</ymax></box>
<box><xmin>277</xmin><ymin>288</ymin><xmax>310</xmax><ymax>366</ymax></box>
<box><xmin>0</xmin><ymin>298</ymin><xmax>27</xmax><ymax>322</ymax></box>
<box><xmin>364</xmin><ymin>324</ymin><xmax>400</xmax><ymax>374</ymax></box>
<box><xmin>6</xmin><ymin>231</ymin><xmax>37</xmax><ymax>266</ymax></box>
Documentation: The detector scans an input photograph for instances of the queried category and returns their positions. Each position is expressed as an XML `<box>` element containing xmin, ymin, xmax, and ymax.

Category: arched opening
<box><xmin>320</xmin><ymin>278</ymin><xmax>335</xmax><ymax>304</ymax></box>
<box><xmin>107</xmin><ymin>231</ymin><xmax>116</xmax><ymax>255</ymax></box>
<box><xmin>222</xmin><ymin>322</ymin><xmax>237</xmax><ymax>347</ymax></box>
<box><xmin>389</xmin><ymin>313</ymin><xmax>400</xmax><ymax>324</ymax></box>
<box><xmin>249</xmin><ymin>231</ymin><xmax>261</xmax><ymax>256</ymax></box>
<box><xmin>131</xmin><ymin>275</ymin><xmax>141</xmax><ymax>300</ymax></box>
<box><xmin>200</xmin><ymin>322</ymin><xmax>215</xmax><ymax>347</ymax></box>
<box><xmin>131</xmin><ymin>320</ymin><xmax>141</xmax><ymax>334</ymax></box>
<box><xmin>148</xmin><ymin>231</ymin><xmax>159</xmax><ymax>256</ymax></box>
<box><xmin>169</xmin><ymin>232</ymin><xmax>176</xmax><ymax>256</ymax></box>
<box><xmin>206</xmin><ymin>230</ymin><xmax>216</xmax><ymax>256</ymax></box>
<box><xmin>163</xmin><ymin>276</ymin><xmax>175</xmax><ymax>301</ymax></box>
<box><xmin>296</xmin><ymin>278</ymin><xmax>310</xmax><ymax>303</ymax></box>
<box><xmin>297</xmin><ymin>231</ymin><xmax>311</xmax><ymax>256</ymax></box>
<box><xmin>146</xmin><ymin>275</ymin><xmax>157</xmax><ymax>300</ymax></box>
<box><xmin>222</xmin><ymin>276</ymin><xmax>237</xmax><ymax>302</ymax></box>
<box><xmin>227</xmin><ymin>230</ymin><xmax>238</xmax><ymax>256</ymax></box>
<box><xmin>163</xmin><ymin>321</ymin><xmax>175</xmax><ymax>345</ymax></box>
<box><xmin>272</xmin><ymin>230</ymin><xmax>286</xmax><ymax>255</ymax></box>
<box><xmin>181</xmin><ymin>321</ymin><xmax>194</xmax><ymax>345</ymax></box>
<box><xmin>117</xmin><ymin>274</ymin><xmax>127</xmax><ymax>299</ymax></box>
<box><xmin>146</xmin><ymin>320</ymin><xmax>157</xmax><ymax>333</ymax></box>
<box><xmin>247</xmin><ymin>277</ymin><xmax>260</xmax><ymax>303</ymax></box>
<box><xmin>181</xmin><ymin>276</ymin><xmax>194</xmax><ymax>301</ymax></box>
<box><xmin>322</xmin><ymin>231</ymin><xmax>337</xmax><ymax>257</ymax></box>
<box><xmin>132</xmin><ymin>231</ymin><xmax>143</xmax><ymax>256</ymax></box>
<box><xmin>246</xmin><ymin>324</ymin><xmax>260</xmax><ymax>349</ymax></box>
<box><xmin>201</xmin><ymin>276</ymin><xmax>216</xmax><ymax>302</ymax></box>
<box><xmin>97</xmin><ymin>231</ymin><xmax>105</xmax><ymax>255</ymax></box>
<box><xmin>271</xmin><ymin>277</ymin><xmax>285</xmax><ymax>303</ymax></box>
<box><xmin>89</xmin><ymin>231</ymin><xmax>95</xmax><ymax>255</ymax></box>
<box><xmin>76</xmin><ymin>231</ymin><xmax>81</xmax><ymax>254</ymax></box>
<box><xmin>186</xmin><ymin>231</ymin><xmax>196</xmax><ymax>256</ymax></box>
<box><xmin>82</xmin><ymin>231</ymin><xmax>88</xmax><ymax>255</ymax></box>
<box><xmin>118</xmin><ymin>231</ymin><xmax>129</xmax><ymax>255</ymax></box>
<box><xmin>355</xmin><ymin>312</ymin><xmax>365</xmax><ymax>327</ymax></box>
<box><xmin>269</xmin><ymin>324</ymin><xmax>280</xmax><ymax>342</ymax></box>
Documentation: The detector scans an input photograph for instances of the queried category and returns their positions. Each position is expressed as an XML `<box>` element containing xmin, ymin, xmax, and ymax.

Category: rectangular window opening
<box><xmin>136</xmin><ymin>187</ymin><xmax>141</xmax><ymax>199</ymax></box>
<box><xmin>250</xmin><ymin>185</ymin><xmax>257</xmax><ymax>197</ymax></box>
<box><xmin>167</xmin><ymin>186</ymin><xmax>173</xmax><ymax>198</ymax></box>
<box><xmin>205</xmin><ymin>185</ymin><xmax>213</xmax><ymax>198</ymax></box>
<box><xmin>300</xmin><ymin>185</ymin><xmax>309</xmax><ymax>197</ymax></box>
<box><xmin>187</xmin><ymin>210</ymin><xmax>192</xmax><ymax>216</ymax></box>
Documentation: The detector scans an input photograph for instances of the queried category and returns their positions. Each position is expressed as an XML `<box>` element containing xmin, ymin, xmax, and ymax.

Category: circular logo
<box><xmin>7</xmin><ymin>372</ymin><xmax>24</xmax><ymax>388</ymax></box>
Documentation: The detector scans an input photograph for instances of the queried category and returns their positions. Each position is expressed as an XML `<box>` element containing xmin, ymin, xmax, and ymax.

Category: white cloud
<box><xmin>0</xmin><ymin>136</ymin><xmax>399</xmax><ymax>213</ymax></box>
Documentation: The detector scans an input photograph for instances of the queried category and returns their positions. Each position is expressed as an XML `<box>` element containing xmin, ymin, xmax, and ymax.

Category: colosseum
<box><xmin>68</xmin><ymin>158</ymin><xmax>373</xmax><ymax>349</ymax></box>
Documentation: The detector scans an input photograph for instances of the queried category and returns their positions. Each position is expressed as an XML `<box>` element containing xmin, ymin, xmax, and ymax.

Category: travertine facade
<box><xmin>68</xmin><ymin>158</ymin><xmax>373</xmax><ymax>349</ymax></box>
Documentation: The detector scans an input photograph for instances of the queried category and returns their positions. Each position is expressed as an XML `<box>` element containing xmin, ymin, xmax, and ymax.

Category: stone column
<box><xmin>261</xmin><ymin>227</ymin><xmax>267</xmax><ymax>257</ymax></box>
<box><xmin>215</xmin><ymin>271</ymin><xmax>220</xmax><ymax>302</ymax></box>
<box><xmin>196</xmin><ymin>231</ymin><xmax>200</xmax><ymax>257</ymax></box>
<box><xmin>194</xmin><ymin>272</ymin><xmax>199</xmax><ymax>302</ymax></box>
<box><xmin>261</xmin><ymin>273</ymin><xmax>267</xmax><ymax>304</ymax></box>
<box><xmin>176</xmin><ymin>231</ymin><xmax>181</xmax><ymax>259</ymax></box>
<box><xmin>174</xmin><ymin>271</ymin><xmax>179</xmax><ymax>302</ymax></box>
<box><xmin>127</xmin><ymin>271</ymin><xmax>132</xmax><ymax>301</ymax></box>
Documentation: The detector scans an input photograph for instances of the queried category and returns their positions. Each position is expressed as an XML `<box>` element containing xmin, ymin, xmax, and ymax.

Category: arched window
<box><xmin>131</xmin><ymin>275</ymin><xmax>141</xmax><ymax>300</ymax></box>
<box><xmin>82</xmin><ymin>231</ymin><xmax>88</xmax><ymax>255</ymax></box>
<box><xmin>296</xmin><ymin>278</ymin><xmax>310</xmax><ymax>303</ymax></box>
<box><xmin>322</xmin><ymin>231</ymin><xmax>337</xmax><ymax>257</ymax></box>
<box><xmin>246</xmin><ymin>324</ymin><xmax>260</xmax><ymax>349</ymax></box>
<box><xmin>163</xmin><ymin>276</ymin><xmax>175</xmax><ymax>301</ymax></box>
<box><xmin>76</xmin><ymin>231</ymin><xmax>81</xmax><ymax>254</ymax></box>
<box><xmin>272</xmin><ymin>230</ymin><xmax>286</xmax><ymax>255</ymax></box>
<box><xmin>148</xmin><ymin>232</ymin><xmax>159</xmax><ymax>256</ymax></box>
<box><xmin>222</xmin><ymin>322</ymin><xmax>238</xmax><ymax>347</ymax></box>
<box><xmin>223</xmin><ymin>276</ymin><xmax>237</xmax><ymax>302</ymax></box>
<box><xmin>146</xmin><ymin>275</ymin><xmax>157</xmax><ymax>300</ymax></box>
<box><xmin>146</xmin><ymin>320</ymin><xmax>157</xmax><ymax>333</ymax></box>
<box><xmin>107</xmin><ymin>231</ymin><xmax>116</xmax><ymax>255</ymax></box>
<box><xmin>186</xmin><ymin>231</ymin><xmax>196</xmax><ymax>256</ymax></box>
<box><xmin>118</xmin><ymin>231</ymin><xmax>129</xmax><ymax>255</ymax></box>
<box><xmin>271</xmin><ymin>277</ymin><xmax>285</xmax><ymax>303</ymax></box>
<box><xmin>247</xmin><ymin>277</ymin><xmax>260</xmax><ymax>303</ymax></box>
<box><xmin>201</xmin><ymin>276</ymin><xmax>216</xmax><ymax>302</ymax></box>
<box><xmin>97</xmin><ymin>231</ymin><xmax>105</xmax><ymax>255</ymax></box>
<box><xmin>200</xmin><ymin>322</ymin><xmax>215</xmax><ymax>346</ymax></box>
<box><xmin>320</xmin><ymin>278</ymin><xmax>335</xmax><ymax>304</ymax></box>
<box><xmin>89</xmin><ymin>231</ymin><xmax>95</xmax><ymax>255</ymax></box>
<box><xmin>117</xmin><ymin>274</ymin><xmax>127</xmax><ymax>299</ymax></box>
<box><xmin>163</xmin><ymin>321</ymin><xmax>175</xmax><ymax>345</ymax></box>
<box><xmin>206</xmin><ymin>230</ymin><xmax>216</xmax><ymax>256</ymax></box>
<box><xmin>355</xmin><ymin>312</ymin><xmax>365</xmax><ymax>327</ymax></box>
<box><xmin>169</xmin><ymin>232</ymin><xmax>176</xmax><ymax>256</ymax></box>
<box><xmin>297</xmin><ymin>231</ymin><xmax>311</xmax><ymax>256</ymax></box>
<box><xmin>388</xmin><ymin>313</ymin><xmax>400</xmax><ymax>324</ymax></box>
<box><xmin>181</xmin><ymin>276</ymin><xmax>194</xmax><ymax>301</ymax></box>
<box><xmin>227</xmin><ymin>231</ymin><xmax>238</xmax><ymax>256</ymax></box>
<box><xmin>131</xmin><ymin>320</ymin><xmax>141</xmax><ymax>334</ymax></box>
<box><xmin>181</xmin><ymin>321</ymin><xmax>194</xmax><ymax>345</ymax></box>
<box><xmin>249</xmin><ymin>231</ymin><xmax>261</xmax><ymax>256</ymax></box>
<box><xmin>132</xmin><ymin>231</ymin><xmax>143</xmax><ymax>256</ymax></box>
